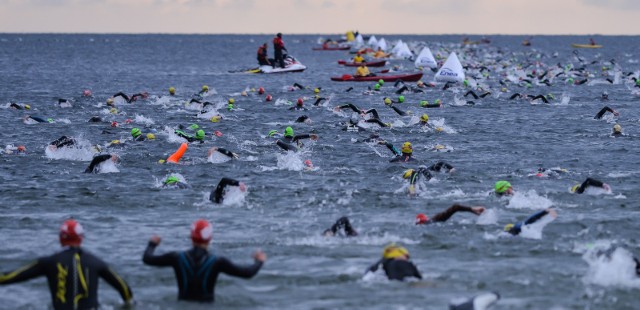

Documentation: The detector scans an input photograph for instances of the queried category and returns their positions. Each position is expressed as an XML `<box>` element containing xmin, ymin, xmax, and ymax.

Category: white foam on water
<box><xmin>207</xmin><ymin>151</ymin><xmax>232</xmax><ymax>163</ymax></box>
<box><xmin>582</xmin><ymin>247</ymin><xmax>640</xmax><ymax>288</ymax></box>
<box><xmin>506</xmin><ymin>190</ymin><xmax>553</xmax><ymax>210</ymax></box>
<box><xmin>95</xmin><ymin>159</ymin><xmax>119</xmax><ymax>174</ymax></box>
<box><xmin>476</xmin><ymin>208</ymin><xmax>498</xmax><ymax>225</ymax></box>
<box><xmin>276</xmin><ymin>151</ymin><xmax>305</xmax><ymax>171</ymax></box>
<box><xmin>134</xmin><ymin>114</ymin><xmax>155</xmax><ymax>125</ymax></box>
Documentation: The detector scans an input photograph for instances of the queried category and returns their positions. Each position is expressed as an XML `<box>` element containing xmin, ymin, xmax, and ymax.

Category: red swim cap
<box><xmin>297</xmin><ymin>98</ymin><xmax>303</xmax><ymax>106</ymax></box>
<box><xmin>266</xmin><ymin>95</ymin><xmax>273</xmax><ymax>102</ymax></box>
<box><xmin>82</xmin><ymin>90</ymin><xmax>92</xmax><ymax>97</ymax></box>
<box><xmin>415</xmin><ymin>213</ymin><xmax>429</xmax><ymax>225</ymax></box>
<box><xmin>214</xmin><ymin>130</ymin><xmax>223</xmax><ymax>137</ymax></box>
<box><xmin>60</xmin><ymin>219</ymin><xmax>84</xmax><ymax>246</ymax></box>
<box><xmin>304</xmin><ymin>159</ymin><xmax>313</xmax><ymax>167</ymax></box>
<box><xmin>258</xmin><ymin>87</ymin><xmax>265</xmax><ymax>95</ymax></box>
<box><xmin>191</xmin><ymin>219</ymin><xmax>213</xmax><ymax>244</ymax></box>
<box><xmin>111</xmin><ymin>121</ymin><xmax>118</xmax><ymax>127</ymax></box>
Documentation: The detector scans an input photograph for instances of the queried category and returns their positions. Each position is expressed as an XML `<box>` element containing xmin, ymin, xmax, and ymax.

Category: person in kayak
<box><xmin>594</xmin><ymin>106</ymin><xmax>619</xmax><ymax>119</ymax></box>
<box><xmin>570</xmin><ymin>178</ymin><xmax>610</xmax><ymax>194</ymax></box>
<box><xmin>273</xmin><ymin>33</ymin><xmax>287</xmax><ymax>68</ymax></box>
<box><xmin>415</xmin><ymin>204</ymin><xmax>485</xmax><ymax>225</ymax></box>
<box><xmin>353</xmin><ymin>52</ymin><xmax>365</xmax><ymax>64</ymax></box>
<box><xmin>373</xmin><ymin>47</ymin><xmax>389</xmax><ymax>58</ymax></box>
<box><xmin>366</xmin><ymin>244</ymin><xmax>421</xmax><ymax>281</ymax></box>
<box><xmin>209</xmin><ymin>177</ymin><xmax>246</xmax><ymax>204</ymax></box>
<box><xmin>379</xmin><ymin>141</ymin><xmax>415</xmax><ymax>163</ymax></box>
<box><xmin>84</xmin><ymin>154</ymin><xmax>118</xmax><ymax>173</ymax></box>
<box><xmin>322</xmin><ymin>217</ymin><xmax>358</xmax><ymax>237</ymax></box>
<box><xmin>142</xmin><ymin>219</ymin><xmax>265</xmax><ymax>303</ymax></box>
<box><xmin>256</xmin><ymin>43</ymin><xmax>271</xmax><ymax>66</ymax></box>
<box><xmin>504</xmin><ymin>208</ymin><xmax>557</xmax><ymax>236</ymax></box>
<box><xmin>355</xmin><ymin>63</ymin><xmax>374</xmax><ymax>77</ymax></box>
<box><xmin>0</xmin><ymin>219</ymin><xmax>134</xmax><ymax>309</ymax></box>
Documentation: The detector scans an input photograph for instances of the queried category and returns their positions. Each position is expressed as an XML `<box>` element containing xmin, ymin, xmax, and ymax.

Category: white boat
<box><xmin>253</xmin><ymin>55</ymin><xmax>307</xmax><ymax>74</ymax></box>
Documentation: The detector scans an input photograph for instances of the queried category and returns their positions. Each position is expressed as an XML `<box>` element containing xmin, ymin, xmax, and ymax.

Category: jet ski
<box><xmin>246</xmin><ymin>55</ymin><xmax>307</xmax><ymax>74</ymax></box>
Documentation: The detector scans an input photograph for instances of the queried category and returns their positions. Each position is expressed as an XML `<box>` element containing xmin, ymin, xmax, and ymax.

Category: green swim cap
<box><xmin>567</xmin><ymin>78</ymin><xmax>574</xmax><ymax>84</ymax></box>
<box><xmin>164</xmin><ymin>176</ymin><xmax>179</xmax><ymax>185</ymax></box>
<box><xmin>495</xmin><ymin>181</ymin><xmax>512</xmax><ymax>194</ymax></box>
<box><xmin>189</xmin><ymin>124</ymin><xmax>199</xmax><ymax>130</ymax></box>
<box><xmin>378</xmin><ymin>79</ymin><xmax>384</xmax><ymax>85</ymax></box>
<box><xmin>374</xmin><ymin>83</ymin><xmax>381</xmax><ymax>90</ymax></box>
<box><xmin>284</xmin><ymin>126</ymin><xmax>294</xmax><ymax>137</ymax></box>
<box><xmin>47</xmin><ymin>118</ymin><xmax>54</xmax><ymax>123</ymax></box>
<box><xmin>420</xmin><ymin>100</ymin><xmax>429</xmax><ymax>107</ymax></box>
<box><xmin>268</xmin><ymin>130</ymin><xmax>278</xmax><ymax>137</ymax></box>
<box><xmin>227</xmin><ymin>103</ymin><xmax>234</xmax><ymax>110</ymax></box>
<box><xmin>195</xmin><ymin>129</ymin><xmax>205</xmax><ymax>140</ymax></box>
<box><xmin>547</xmin><ymin>93</ymin><xmax>555</xmax><ymax>100</ymax></box>
<box><xmin>131</xmin><ymin>127</ymin><xmax>142</xmax><ymax>138</ymax></box>
<box><xmin>463</xmin><ymin>80</ymin><xmax>469</xmax><ymax>86</ymax></box>
<box><xmin>398</xmin><ymin>96</ymin><xmax>405</xmax><ymax>103</ymax></box>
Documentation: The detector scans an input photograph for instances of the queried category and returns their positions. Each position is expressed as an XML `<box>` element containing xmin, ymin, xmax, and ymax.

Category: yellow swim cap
<box><xmin>210</xmin><ymin>115</ymin><xmax>221</xmax><ymax>122</ymax></box>
<box><xmin>169</xmin><ymin>87</ymin><xmax>176</xmax><ymax>95</ymax></box>
<box><xmin>436</xmin><ymin>127</ymin><xmax>443</xmax><ymax>132</ymax></box>
<box><xmin>146</xmin><ymin>133</ymin><xmax>156</xmax><ymax>140</ymax></box>
<box><xmin>402</xmin><ymin>169</ymin><xmax>414</xmax><ymax>179</ymax></box>
<box><xmin>435</xmin><ymin>144</ymin><xmax>445</xmax><ymax>150</ymax></box>
<box><xmin>314</xmin><ymin>88</ymin><xmax>320</xmax><ymax>94</ymax></box>
<box><xmin>202</xmin><ymin>85</ymin><xmax>209</xmax><ymax>91</ymax></box>
<box><xmin>109</xmin><ymin>108</ymin><xmax>117</xmax><ymax>114</ymax></box>
<box><xmin>401</xmin><ymin>142</ymin><xmax>412</xmax><ymax>154</ymax></box>
<box><xmin>228</xmin><ymin>98</ymin><xmax>235</xmax><ymax>104</ymax></box>
<box><xmin>420</xmin><ymin>114</ymin><xmax>429</xmax><ymax>122</ymax></box>
<box><xmin>571</xmin><ymin>184</ymin><xmax>580</xmax><ymax>193</ymax></box>
<box><xmin>613</xmin><ymin>124</ymin><xmax>622</xmax><ymax>133</ymax></box>
<box><xmin>106</xmin><ymin>98</ymin><xmax>114</xmax><ymax>105</ymax></box>
<box><xmin>110</xmin><ymin>139</ymin><xmax>120</xmax><ymax>144</ymax></box>
<box><xmin>158</xmin><ymin>159</ymin><xmax>166</xmax><ymax>164</ymax></box>
<box><xmin>24</xmin><ymin>104</ymin><xmax>31</xmax><ymax>110</ymax></box>
<box><xmin>383</xmin><ymin>243</ymin><xmax>409</xmax><ymax>259</ymax></box>
<box><xmin>384</xmin><ymin>97</ymin><xmax>392</xmax><ymax>105</ymax></box>
<box><xmin>504</xmin><ymin>223</ymin><xmax>514</xmax><ymax>232</ymax></box>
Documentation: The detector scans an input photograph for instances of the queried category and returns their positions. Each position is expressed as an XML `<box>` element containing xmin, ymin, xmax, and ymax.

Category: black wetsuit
<box><xmin>84</xmin><ymin>154</ymin><xmax>113</xmax><ymax>173</ymax></box>
<box><xmin>506</xmin><ymin>209</ymin><xmax>550</xmax><ymax>236</ymax></box>
<box><xmin>406</xmin><ymin>168</ymin><xmax>433</xmax><ymax>185</ymax></box>
<box><xmin>313</xmin><ymin>97</ymin><xmax>327</xmax><ymax>106</ymax></box>
<box><xmin>383</xmin><ymin>142</ymin><xmax>415</xmax><ymax>163</ymax></box>
<box><xmin>367</xmin><ymin>258</ymin><xmax>422</xmax><ymax>281</ymax></box>
<box><xmin>209</xmin><ymin>178</ymin><xmax>241</xmax><ymax>203</ymax></box>
<box><xmin>87</xmin><ymin>116</ymin><xmax>102</xmax><ymax>123</ymax></box>
<box><xmin>429</xmin><ymin>161</ymin><xmax>454</xmax><ymax>172</ymax></box>
<box><xmin>323</xmin><ymin>217</ymin><xmax>358</xmax><ymax>236</ymax></box>
<box><xmin>113</xmin><ymin>92</ymin><xmax>132</xmax><ymax>103</ymax></box>
<box><xmin>142</xmin><ymin>243</ymin><xmax>262</xmax><ymax>303</ymax></box>
<box><xmin>276</xmin><ymin>134</ymin><xmax>312</xmax><ymax>151</ymax></box>
<box><xmin>215</xmin><ymin>148</ymin><xmax>237</xmax><ymax>159</ymax></box>
<box><xmin>50</xmin><ymin>136</ymin><xmax>76</xmax><ymax>149</ymax></box>
<box><xmin>163</xmin><ymin>182</ymin><xmax>190</xmax><ymax>189</ymax></box>
<box><xmin>594</xmin><ymin>106</ymin><xmax>616</xmax><ymax>119</ymax></box>
<box><xmin>175</xmin><ymin>130</ymin><xmax>200</xmax><ymax>143</ymax></box>
<box><xmin>574</xmin><ymin>178</ymin><xmax>605</xmax><ymax>194</ymax></box>
<box><xmin>0</xmin><ymin>247</ymin><xmax>133</xmax><ymax>310</ymax></box>
<box><xmin>289</xmin><ymin>105</ymin><xmax>308</xmax><ymax>111</ymax></box>
<box><xmin>295</xmin><ymin>115</ymin><xmax>310</xmax><ymax>123</ymax></box>
<box><xmin>463</xmin><ymin>90</ymin><xmax>491</xmax><ymax>99</ymax></box>
<box><xmin>337</xmin><ymin>103</ymin><xmax>361</xmax><ymax>113</ymax></box>
<box><xmin>422</xmin><ymin>204</ymin><xmax>477</xmax><ymax>224</ymax></box>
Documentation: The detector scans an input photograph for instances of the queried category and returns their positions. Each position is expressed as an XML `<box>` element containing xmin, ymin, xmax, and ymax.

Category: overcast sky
<box><xmin>0</xmin><ymin>0</ymin><xmax>638</xmax><ymax>35</ymax></box>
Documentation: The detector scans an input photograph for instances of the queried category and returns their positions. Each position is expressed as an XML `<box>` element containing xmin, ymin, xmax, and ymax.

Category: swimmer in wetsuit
<box><xmin>113</xmin><ymin>92</ymin><xmax>148</xmax><ymax>103</ymax></box>
<box><xmin>570</xmin><ymin>178</ymin><xmax>610</xmax><ymax>193</ymax></box>
<box><xmin>0</xmin><ymin>219</ymin><xmax>134</xmax><ymax>309</ymax></box>
<box><xmin>380</xmin><ymin>141</ymin><xmax>415</xmax><ymax>163</ymax></box>
<box><xmin>494</xmin><ymin>181</ymin><xmax>514</xmax><ymax>196</ymax></box>
<box><xmin>48</xmin><ymin>136</ymin><xmax>77</xmax><ymax>151</ymax></box>
<box><xmin>175</xmin><ymin>129</ymin><xmax>205</xmax><ymax>143</ymax></box>
<box><xmin>84</xmin><ymin>154</ymin><xmax>118</xmax><ymax>173</ymax></box>
<box><xmin>402</xmin><ymin>162</ymin><xmax>454</xmax><ymax>195</ymax></box>
<box><xmin>366</xmin><ymin>244</ymin><xmax>421</xmax><ymax>281</ymax></box>
<box><xmin>162</xmin><ymin>176</ymin><xmax>190</xmax><ymax>189</ymax></box>
<box><xmin>415</xmin><ymin>204</ymin><xmax>485</xmax><ymax>225</ymax></box>
<box><xmin>142</xmin><ymin>219</ymin><xmax>265</xmax><ymax>303</ymax></box>
<box><xmin>463</xmin><ymin>90</ymin><xmax>492</xmax><ymax>99</ymax></box>
<box><xmin>207</xmin><ymin>147</ymin><xmax>239</xmax><ymax>159</ymax></box>
<box><xmin>322</xmin><ymin>217</ymin><xmax>358</xmax><ymax>237</ymax></box>
<box><xmin>289</xmin><ymin>98</ymin><xmax>308</xmax><ymax>111</ymax></box>
<box><xmin>276</xmin><ymin>126</ymin><xmax>318</xmax><ymax>151</ymax></box>
<box><xmin>209</xmin><ymin>178</ymin><xmax>246</xmax><ymax>203</ymax></box>
<box><xmin>504</xmin><ymin>208</ymin><xmax>557</xmax><ymax>236</ymax></box>
<box><xmin>594</xmin><ymin>106</ymin><xmax>619</xmax><ymax>119</ymax></box>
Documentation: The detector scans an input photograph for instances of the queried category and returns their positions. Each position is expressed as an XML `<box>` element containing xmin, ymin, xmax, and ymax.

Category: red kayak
<box><xmin>331</xmin><ymin>72</ymin><xmax>423</xmax><ymax>82</ymax></box>
<box><xmin>313</xmin><ymin>46</ymin><xmax>350</xmax><ymax>51</ymax></box>
<box><xmin>337</xmin><ymin>60</ymin><xmax>386</xmax><ymax>67</ymax></box>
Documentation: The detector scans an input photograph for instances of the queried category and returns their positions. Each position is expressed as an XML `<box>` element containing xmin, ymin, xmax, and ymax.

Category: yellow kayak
<box><xmin>571</xmin><ymin>44</ymin><xmax>602</xmax><ymax>48</ymax></box>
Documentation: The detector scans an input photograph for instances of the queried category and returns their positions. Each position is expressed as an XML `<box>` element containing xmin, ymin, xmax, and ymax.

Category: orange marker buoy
<box><xmin>167</xmin><ymin>143</ymin><xmax>188</xmax><ymax>163</ymax></box>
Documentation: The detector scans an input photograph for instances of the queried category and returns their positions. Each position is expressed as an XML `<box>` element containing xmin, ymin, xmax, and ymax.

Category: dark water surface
<box><xmin>1</xmin><ymin>34</ymin><xmax>640</xmax><ymax>309</ymax></box>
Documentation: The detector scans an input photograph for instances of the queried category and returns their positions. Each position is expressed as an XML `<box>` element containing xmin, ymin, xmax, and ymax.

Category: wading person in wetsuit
<box><xmin>0</xmin><ymin>219</ymin><xmax>134</xmax><ymax>309</ymax></box>
<box><xmin>142</xmin><ymin>219</ymin><xmax>266</xmax><ymax>303</ymax></box>
<box><xmin>366</xmin><ymin>244</ymin><xmax>421</xmax><ymax>281</ymax></box>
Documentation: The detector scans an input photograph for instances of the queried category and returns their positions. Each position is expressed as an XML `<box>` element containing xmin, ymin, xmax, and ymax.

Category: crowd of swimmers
<box><xmin>2</xmin><ymin>34</ymin><xmax>639</xmax><ymax>309</ymax></box>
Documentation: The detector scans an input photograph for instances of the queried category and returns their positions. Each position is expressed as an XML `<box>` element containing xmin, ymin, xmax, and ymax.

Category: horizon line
<box><xmin>0</xmin><ymin>32</ymin><xmax>630</xmax><ymax>36</ymax></box>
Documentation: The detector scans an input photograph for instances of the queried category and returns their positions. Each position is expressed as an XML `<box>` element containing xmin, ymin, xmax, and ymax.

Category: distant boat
<box><xmin>571</xmin><ymin>43</ymin><xmax>602</xmax><ymax>49</ymax></box>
